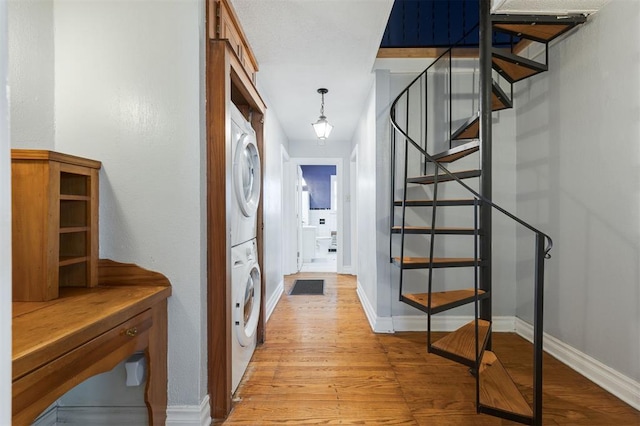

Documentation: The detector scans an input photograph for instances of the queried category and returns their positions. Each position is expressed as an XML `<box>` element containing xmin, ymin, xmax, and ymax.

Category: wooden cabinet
<box><xmin>11</xmin><ymin>150</ymin><xmax>101</xmax><ymax>301</ymax></box>
<box><xmin>214</xmin><ymin>0</ymin><xmax>259</xmax><ymax>83</ymax></box>
<box><xmin>12</xmin><ymin>259</ymin><xmax>171</xmax><ymax>425</ymax></box>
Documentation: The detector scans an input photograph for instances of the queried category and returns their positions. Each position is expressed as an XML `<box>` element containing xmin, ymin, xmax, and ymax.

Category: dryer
<box><xmin>231</xmin><ymin>238</ymin><xmax>261</xmax><ymax>393</ymax></box>
<box><xmin>230</xmin><ymin>105</ymin><xmax>261</xmax><ymax>247</ymax></box>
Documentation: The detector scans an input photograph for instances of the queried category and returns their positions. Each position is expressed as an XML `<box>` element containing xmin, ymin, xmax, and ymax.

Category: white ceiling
<box><xmin>230</xmin><ymin>0</ymin><xmax>394</xmax><ymax>145</ymax></box>
<box><xmin>492</xmin><ymin>0</ymin><xmax>611</xmax><ymax>15</ymax></box>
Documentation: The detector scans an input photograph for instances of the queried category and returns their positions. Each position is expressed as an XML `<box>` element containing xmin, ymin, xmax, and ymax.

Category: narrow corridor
<box><xmin>218</xmin><ymin>273</ymin><xmax>640</xmax><ymax>425</ymax></box>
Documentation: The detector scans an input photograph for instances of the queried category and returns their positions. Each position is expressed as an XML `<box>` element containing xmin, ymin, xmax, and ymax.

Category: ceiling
<box><xmin>230</xmin><ymin>0</ymin><xmax>394</xmax><ymax>145</ymax></box>
<box><xmin>492</xmin><ymin>0</ymin><xmax>611</xmax><ymax>15</ymax></box>
<box><xmin>230</xmin><ymin>0</ymin><xmax>610</xmax><ymax>146</ymax></box>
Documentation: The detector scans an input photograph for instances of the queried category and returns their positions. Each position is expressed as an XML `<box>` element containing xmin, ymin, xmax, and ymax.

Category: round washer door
<box><xmin>233</xmin><ymin>133</ymin><xmax>261</xmax><ymax>217</ymax></box>
<box><xmin>234</xmin><ymin>264</ymin><xmax>261</xmax><ymax>347</ymax></box>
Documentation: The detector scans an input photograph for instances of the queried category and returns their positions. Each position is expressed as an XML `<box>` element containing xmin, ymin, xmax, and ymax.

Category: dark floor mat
<box><xmin>289</xmin><ymin>279</ymin><xmax>324</xmax><ymax>295</ymax></box>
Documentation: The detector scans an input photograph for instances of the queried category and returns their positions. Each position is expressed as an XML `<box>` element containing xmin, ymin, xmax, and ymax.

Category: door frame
<box><xmin>206</xmin><ymin>0</ymin><xmax>266</xmax><ymax>416</ymax></box>
<box><xmin>286</xmin><ymin>157</ymin><xmax>344</xmax><ymax>273</ymax></box>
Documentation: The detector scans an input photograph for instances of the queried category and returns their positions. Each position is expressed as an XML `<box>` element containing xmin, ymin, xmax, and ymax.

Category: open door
<box><xmin>295</xmin><ymin>165</ymin><xmax>304</xmax><ymax>271</ymax></box>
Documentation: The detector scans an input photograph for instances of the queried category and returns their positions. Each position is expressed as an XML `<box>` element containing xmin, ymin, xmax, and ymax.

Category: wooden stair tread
<box><xmin>492</xmin><ymin>49</ymin><xmax>547</xmax><ymax>83</ymax></box>
<box><xmin>391</xmin><ymin>226</ymin><xmax>477</xmax><ymax>235</ymax></box>
<box><xmin>492</xmin><ymin>81</ymin><xmax>512</xmax><ymax>112</ymax></box>
<box><xmin>403</xmin><ymin>289</ymin><xmax>486</xmax><ymax>313</ymax></box>
<box><xmin>431</xmin><ymin>319</ymin><xmax>490</xmax><ymax>363</ymax></box>
<box><xmin>392</xmin><ymin>257</ymin><xmax>479</xmax><ymax>269</ymax></box>
<box><xmin>432</xmin><ymin>140</ymin><xmax>479</xmax><ymax>163</ymax></box>
<box><xmin>394</xmin><ymin>199</ymin><xmax>478</xmax><ymax>207</ymax></box>
<box><xmin>479</xmin><ymin>351</ymin><xmax>533</xmax><ymax>418</ymax></box>
<box><xmin>407</xmin><ymin>169</ymin><xmax>481</xmax><ymax>185</ymax></box>
<box><xmin>452</xmin><ymin>115</ymin><xmax>479</xmax><ymax>140</ymax></box>
<box><xmin>493</xmin><ymin>22</ymin><xmax>573</xmax><ymax>43</ymax></box>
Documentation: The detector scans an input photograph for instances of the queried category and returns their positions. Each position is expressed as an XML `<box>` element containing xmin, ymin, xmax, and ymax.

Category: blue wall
<box><xmin>301</xmin><ymin>165</ymin><xmax>336</xmax><ymax>209</ymax></box>
<box><xmin>380</xmin><ymin>0</ymin><xmax>513</xmax><ymax>48</ymax></box>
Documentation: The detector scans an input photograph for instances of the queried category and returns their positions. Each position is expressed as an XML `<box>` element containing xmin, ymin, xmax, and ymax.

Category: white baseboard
<box><xmin>53</xmin><ymin>397</ymin><xmax>211</xmax><ymax>426</ymax></box>
<box><xmin>340</xmin><ymin>265</ymin><xmax>354</xmax><ymax>275</ymax></box>
<box><xmin>166</xmin><ymin>394</ymin><xmax>211</xmax><ymax>426</ymax></box>
<box><xmin>32</xmin><ymin>405</ymin><xmax>57</xmax><ymax>426</ymax></box>
<box><xmin>56</xmin><ymin>406</ymin><xmax>147</xmax><ymax>425</ymax></box>
<box><xmin>265</xmin><ymin>281</ymin><xmax>284</xmax><ymax>322</ymax></box>
<box><xmin>393</xmin><ymin>315</ymin><xmax>516</xmax><ymax>332</ymax></box>
<box><xmin>356</xmin><ymin>281</ymin><xmax>393</xmax><ymax>333</ymax></box>
<box><xmin>515</xmin><ymin>318</ymin><xmax>640</xmax><ymax>411</ymax></box>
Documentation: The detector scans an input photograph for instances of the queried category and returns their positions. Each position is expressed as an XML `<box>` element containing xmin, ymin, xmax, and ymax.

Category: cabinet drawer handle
<box><xmin>124</xmin><ymin>327</ymin><xmax>138</xmax><ymax>337</ymax></box>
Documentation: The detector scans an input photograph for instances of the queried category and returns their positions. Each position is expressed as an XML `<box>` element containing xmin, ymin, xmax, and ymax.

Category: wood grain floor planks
<box><xmin>216</xmin><ymin>273</ymin><xmax>640</xmax><ymax>425</ymax></box>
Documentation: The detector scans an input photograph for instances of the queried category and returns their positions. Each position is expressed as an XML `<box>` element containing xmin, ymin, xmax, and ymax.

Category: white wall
<box><xmin>260</xmin><ymin>87</ymin><xmax>290</xmax><ymax>313</ymax></box>
<box><xmin>54</xmin><ymin>0</ymin><xmax>207</xmax><ymax>408</ymax></box>
<box><xmin>0</xmin><ymin>1</ymin><xmax>12</xmax><ymax>423</ymax></box>
<box><xmin>353</xmin><ymin>78</ymin><xmax>378</xmax><ymax>312</ymax></box>
<box><xmin>515</xmin><ymin>1</ymin><xmax>640</xmax><ymax>382</ymax></box>
<box><xmin>8</xmin><ymin>0</ymin><xmax>55</xmax><ymax>149</ymax></box>
<box><xmin>374</xmin><ymin>70</ymin><xmax>394</xmax><ymax>319</ymax></box>
<box><xmin>7</xmin><ymin>0</ymin><xmax>208</xmax><ymax>414</ymax></box>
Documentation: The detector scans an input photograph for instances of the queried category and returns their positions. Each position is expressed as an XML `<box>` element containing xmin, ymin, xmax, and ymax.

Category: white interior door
<box><xmin>295</xmin><ymin>165</ymin><xmax>304</xmax><ymax>271</ymax></box>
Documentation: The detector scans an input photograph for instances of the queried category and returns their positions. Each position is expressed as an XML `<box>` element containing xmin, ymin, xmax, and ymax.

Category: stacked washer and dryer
<box><xmin>230</xmin><ymin>105</ymin><xmax>262</xmax><ymax>393</ymax></box>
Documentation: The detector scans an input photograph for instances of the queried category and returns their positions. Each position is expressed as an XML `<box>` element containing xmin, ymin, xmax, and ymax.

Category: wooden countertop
<box><xmin>13</xmin><ymin>285</ymin><xmax>171</xmax><ymax>381</ymax></box>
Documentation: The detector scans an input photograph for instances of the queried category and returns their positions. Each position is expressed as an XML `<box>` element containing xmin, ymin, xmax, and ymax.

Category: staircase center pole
<box><xmin>479</xmin><ymin>0</ymin><xmax>492</xmax><ymax>331</ymax></box>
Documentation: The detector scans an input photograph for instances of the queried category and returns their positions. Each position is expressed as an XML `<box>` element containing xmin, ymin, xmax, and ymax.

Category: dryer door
<box><xmin>233</xmin><ymin>133</ymin><xmax>261</xmax><ymax>217</ymax></box>
<box><xmin>234</xmin><ymin>263</ymin><xmax>261</xmax><ymax>347</ymax></box>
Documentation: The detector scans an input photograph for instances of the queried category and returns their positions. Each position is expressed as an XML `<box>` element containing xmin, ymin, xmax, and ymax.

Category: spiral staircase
<box><xmin>389</xmin><ymin>11</ymin><xmax>586</xmax><ymax>426</ymax></box>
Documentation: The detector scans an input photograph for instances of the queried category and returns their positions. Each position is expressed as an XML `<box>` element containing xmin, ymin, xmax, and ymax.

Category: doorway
<box><xmin>286</xmin><ymin>157</ymin><xmax>343</xmax><ymax>274</ymax></box>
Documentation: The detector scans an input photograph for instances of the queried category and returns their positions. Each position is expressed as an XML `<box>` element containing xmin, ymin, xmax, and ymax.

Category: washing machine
<box><xmin>231</xmin><ymin>238</ymin><xmax>261</xmax><ymax>393</ymax></box>
<box><xmin>231</xmin><ymin>105</ymin><xmax>261</xmax><ymax>247</ymax></box>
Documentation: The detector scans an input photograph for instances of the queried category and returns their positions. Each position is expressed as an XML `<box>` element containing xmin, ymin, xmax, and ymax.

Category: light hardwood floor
<box><xmin>218</xmin><ymin>273</ymin><xmax>640</xmax><ymax>425</ymax></box>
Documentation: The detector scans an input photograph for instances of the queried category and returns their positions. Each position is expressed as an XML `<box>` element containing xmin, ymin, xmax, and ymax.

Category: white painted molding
<box><xmin>32</xmin><ymin>405</ymin><xmax>57</xmax><ymax>426</ymax></box>
<box><xmin>166</xmin><ymin>394</ymin><xmax>211</xmax><ymax>426</ymax></box>
<box><xmin>515</xmin><ymin>318</ymin><xmax>640</xmax><ymax>411</ymax></box>
<box><xmin>290</xmin><ymin>157</ymin><xmax>345</xmax><ymax>274</ymax></box>
<box><xmin>56</xmin><ymin>406</ymin><xmax>147</xmax><ymax>425</ymax></box>
<box><xmin>356</xmin><ymin>281</ymin><xmax>393</xmax><ymax>333</ymax></box>
<box><xmin>393</xmin><ymin>315</ymin><xmax>516</xmax><ymax>332</ymax></box>
<box><xmin>266</xmin><ymin>281</ymin><xmax>284</xmax><ymax>322</ymax></box>
<box><xmin>340</xmin><ymin>265</ymin><xmax>354</xmax><ymax>275</ymax></box>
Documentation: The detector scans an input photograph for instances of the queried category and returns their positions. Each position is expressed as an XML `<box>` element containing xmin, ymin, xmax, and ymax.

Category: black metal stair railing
<box><xmin>388</xmin><ymin>24</ymin><xmax>553</xmax><ymax>426</ymax></box>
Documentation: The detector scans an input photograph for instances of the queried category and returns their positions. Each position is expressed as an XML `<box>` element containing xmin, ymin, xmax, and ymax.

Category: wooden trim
<box><xmin>207</xmin><ymin>39</ymin><xmax>233</xmax><ymax>420</ymax></box>
<box><xmin>97</xmin><ymin>259</ymin><xmax>171</xmax><ymax>287</ymax></box>
<box><xmin>146</xmin><ymin>299</ymin><xmax>168</xmax><ymax>425</ymax></box>
<box><xmin>250</xmin><ymin>113</ymin><xmax>265</xmax><ymax>344</ymax></box>
<box><xmin>205</xmin><ymin>0</ymin><xmax>267</xmax><ymax>418</ymax></box>
<box><xmin>229</xmin><ymin>53</ymin><xmax>266</xmax><ymax>114</ymax></box>
<box><xmin>11</xmin><ymin>149</ymin><xmax>102</xmax><ymax>169</ymax></box>
<box><xmin>377</xmin><ymin>47</ymin><xmax>480</xmax><ymax>59</ymax></box>
<box><xmin>211</xmin><ymin>0</ymin><xmax>259</xmax><ymax>73</ymax></box>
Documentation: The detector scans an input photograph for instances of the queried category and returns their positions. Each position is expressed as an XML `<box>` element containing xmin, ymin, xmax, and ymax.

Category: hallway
<box><xmin>219</xmin><ymin>273</ymin><xmax>640</xmax><ymax>425</ymax></box>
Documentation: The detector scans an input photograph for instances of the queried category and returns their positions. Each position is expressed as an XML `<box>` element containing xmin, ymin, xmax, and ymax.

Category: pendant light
<box><xmin>312</xmin><ymin>88</ymin><xmax>333</xmax><ymax>140</ymax></box>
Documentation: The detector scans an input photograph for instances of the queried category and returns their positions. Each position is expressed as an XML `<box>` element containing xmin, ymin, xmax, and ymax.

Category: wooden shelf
<box><xmin>59</xmin><ymin>256</ymin><xmax>90</xmax><ymax>267</ymax></box>
<box><xmin>431</xmin><ymin>319</ymin><xmax>490</xmax><ymax>365</ymax></box>
<box><xmin>479</xmin><ymin>350</ymin><xmax>533</xmax><ymax>419</ymax></box>
<box><xmin>60</xmin><ymin>194</ymin><xmax>91</xmax><ymax>201</ymax></box>
<box><xmin>59</xmin><ymin>227</ymin><xmax>89</xmax><ymax>234</ymax></box>
<box><xmin>11</xmin><ymin>150</ymin><xmax>101</xmax><ymax>301</ymax></box>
